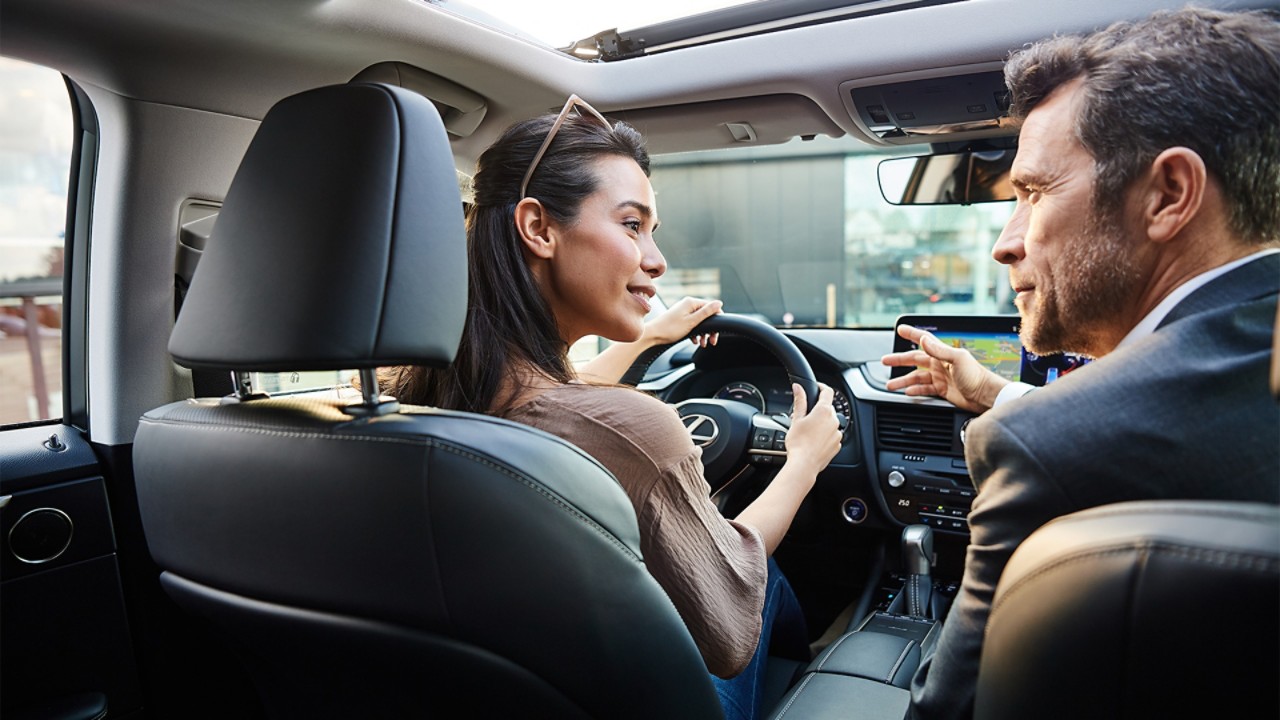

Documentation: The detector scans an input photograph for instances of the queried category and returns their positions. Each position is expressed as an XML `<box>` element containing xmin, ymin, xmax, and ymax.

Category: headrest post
<box><xmin>220</xmin><ymin>370</ymin><xmax>269</xmax><ymax>404</ymax></box>
<box><xmin>343</xmin><ymin>368</ymin><xmax>400</xmax><ymax>418</ymax></box>
<box><xmin>233</xmin><ymin>371</ymin><xmax>253</xmax><ymax>398</ymax></box>
<box><xmin>359</xmin><ymin>368</ymin><xmax>381</xmax><ymax>406</ymax></box>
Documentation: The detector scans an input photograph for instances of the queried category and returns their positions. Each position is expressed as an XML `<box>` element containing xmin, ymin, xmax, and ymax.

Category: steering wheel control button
<box><xmin>887</xmin><ymin>470</ymin><xmax>906</xmax><ymax>488</ymax></box>
<box><xmin>9</xmin><ymin>507</ymin><xmax>74</xmax><ymax>564</ymax></box>
<box><xmin>772</xmin><ymin>432</ymin><xmax>787</xmax><ymax>451</ymax></box>
<box><xmin>752</xmin><ymin>430</ymin><xmax>773</xmax><ymax>449</ymax></box>
<box><xmin>841</xmin><ymin>497</ymin><xmax>868</xmax><ymax>524</ymax></box>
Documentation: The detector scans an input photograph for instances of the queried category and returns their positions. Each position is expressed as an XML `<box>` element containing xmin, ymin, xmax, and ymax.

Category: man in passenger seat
<box><xmin>880</xmin><ymin>7</ymin><xmax>1280</xmax><ymax>720</ymax></box>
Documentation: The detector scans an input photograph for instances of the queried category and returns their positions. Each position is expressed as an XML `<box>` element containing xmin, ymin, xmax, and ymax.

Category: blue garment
<box><xmin>712</xmin><ymin>557</ymin><xmax>809</xmax><ymax>720</ymax></box>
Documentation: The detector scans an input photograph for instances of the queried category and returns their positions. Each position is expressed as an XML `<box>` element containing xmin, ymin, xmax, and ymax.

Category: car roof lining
<box><xmin>7</xmin><ymin>0</ymin><xmax>1271</xmax><ymax>173</ymax></box>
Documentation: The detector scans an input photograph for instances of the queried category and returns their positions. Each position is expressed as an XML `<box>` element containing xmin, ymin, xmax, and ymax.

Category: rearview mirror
<box><xmin>878</xmin><ymin>150</ymin><xmax>1016</xmax><ymax>206</ymax></box>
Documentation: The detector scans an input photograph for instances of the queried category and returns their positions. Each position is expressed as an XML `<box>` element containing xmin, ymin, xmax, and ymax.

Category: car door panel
<box><xmin>0</xmin><ymin>424</ymin><xmax>141</xmax><ymax>718</ymax></box>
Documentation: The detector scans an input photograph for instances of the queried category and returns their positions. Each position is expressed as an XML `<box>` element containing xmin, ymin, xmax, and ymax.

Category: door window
<box><xmin>0</xmin><ymin>58</ymin><xmax>72</xmax><ymax>426</ymax></box>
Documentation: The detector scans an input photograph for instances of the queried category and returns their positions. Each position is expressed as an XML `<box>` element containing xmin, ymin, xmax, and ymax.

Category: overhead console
<box><xmin>839</xmin><ymin>64</ymin><xmax>1015</xmax><ymax>146</ymax></box>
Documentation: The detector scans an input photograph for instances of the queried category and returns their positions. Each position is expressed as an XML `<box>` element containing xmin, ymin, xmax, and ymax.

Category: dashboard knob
<box><xmin>887</xmin><ymin>470</ymin><xmax>906</xmax><ymax>488</ymax></box>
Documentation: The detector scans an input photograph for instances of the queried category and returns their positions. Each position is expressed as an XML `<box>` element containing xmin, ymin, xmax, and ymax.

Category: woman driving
<box><xmin>381</xmin><ymin>95</ymin><xmax>842</xmax><ymax>720</ymax></box>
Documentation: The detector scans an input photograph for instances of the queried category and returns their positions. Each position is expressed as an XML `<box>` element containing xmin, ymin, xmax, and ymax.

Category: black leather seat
<box><xmin>975</xmin><ymin>499</ymin><xmax>1280</xmax><ymax>720</ymax></box>
<box><xmin>132</xmin><ymin>83</ymin><xmax>723</xmax><ymax>719</ymax></box>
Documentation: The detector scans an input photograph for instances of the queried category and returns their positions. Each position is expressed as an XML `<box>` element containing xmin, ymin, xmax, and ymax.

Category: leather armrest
<box><xmin>805</xmin><ymin>631</ymin><xmax>921</xmax><ymax>689</ymax></box>
<box><xmin>767</xmin><ymin>674</ymin><xmax>909</xmax><ymax>719</ymax></box>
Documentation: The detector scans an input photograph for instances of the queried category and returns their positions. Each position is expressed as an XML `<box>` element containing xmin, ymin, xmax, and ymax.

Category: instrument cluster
<box><xmin>713</xmin><ymin>379</ymin><xmax>853</xmax><ymax>421</ymax></box>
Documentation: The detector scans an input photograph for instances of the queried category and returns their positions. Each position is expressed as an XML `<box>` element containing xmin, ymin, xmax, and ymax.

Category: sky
<box><xmin>453</xmin><ymin>0</ymin><xmax>755</xmax><ymax>48</ymax></box>
<box><xmin>0</xmin><ymin>57</ymin><xmax>74</xmax><ymax>281</ymax></box>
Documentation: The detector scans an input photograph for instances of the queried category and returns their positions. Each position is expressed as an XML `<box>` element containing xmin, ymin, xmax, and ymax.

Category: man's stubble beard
<box><xmin>1019</xmin><ymin>203</ymin><xmax>1142</xmax><ymax>358</ymax></box>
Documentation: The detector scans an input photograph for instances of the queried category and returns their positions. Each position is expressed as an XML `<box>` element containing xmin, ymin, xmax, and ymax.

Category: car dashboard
<box><xmin>640</xmin><ymin>326</ymin><xmax>978</xmax><ymax>540</ymax></box>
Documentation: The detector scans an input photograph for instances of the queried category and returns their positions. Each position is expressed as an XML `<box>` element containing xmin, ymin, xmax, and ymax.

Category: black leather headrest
<box><xmin>170</xmin><ymin>83</ymin><xmax>466</xmax><ymax>371</ymax></box>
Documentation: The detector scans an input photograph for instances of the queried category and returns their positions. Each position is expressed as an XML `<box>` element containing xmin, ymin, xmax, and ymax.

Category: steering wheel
<box><xmin>627</xmin><ymin>313</ymin><xmax>820</xmax><ymax>492</ymax></box>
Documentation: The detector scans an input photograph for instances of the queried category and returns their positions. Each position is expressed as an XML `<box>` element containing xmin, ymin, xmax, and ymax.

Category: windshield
<box><xmin>647</xmin><ymin>136</ymin><xmax>1015</xmax><ymax>329</ymax></box>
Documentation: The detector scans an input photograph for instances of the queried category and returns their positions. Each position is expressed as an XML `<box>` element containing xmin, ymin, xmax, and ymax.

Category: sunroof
<box><xmin>443</xmin><ymin>0</ymin><xmax>958</xmax><ymax>60</ymax></box>
<box><xmin>445</xmin><ymin>0</ymin><xmax>756</xmax><ymax>51</ymax></box>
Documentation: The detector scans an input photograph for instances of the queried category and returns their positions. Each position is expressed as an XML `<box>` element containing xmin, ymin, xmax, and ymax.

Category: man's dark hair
<box><xmin>1004</xmin><ymin>7</ymin><xmax>1280</xmax><ymax>243</ymax></box>
<box><xmin>379</xmin><ymin>110</ymin><xmax>650</xmax><ymax>414</ymax></box>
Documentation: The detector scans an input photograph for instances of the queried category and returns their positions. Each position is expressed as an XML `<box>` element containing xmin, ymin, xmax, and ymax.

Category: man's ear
<box><xmin>514</xmin><ymin>197</ymin><xmax>556</xmax><ymax>259</ymax></box>
<box><xmin>1141</xmin><ymin>147</ymin><xmax>1206</xmax><ymax>244</ymax></box>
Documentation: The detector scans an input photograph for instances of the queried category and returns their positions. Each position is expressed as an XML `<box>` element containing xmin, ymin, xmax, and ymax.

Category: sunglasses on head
<box><xmin>520</xmin><ymin>94</ymin><xmax>612</xmax><ymax>199</ymax></box>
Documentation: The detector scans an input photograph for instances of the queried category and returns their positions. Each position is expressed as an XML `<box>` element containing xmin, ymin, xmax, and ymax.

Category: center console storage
<box><xmin>767</xmin><ymin>612</ymin><xmax>939</xmax><ymax>719</ymax></box>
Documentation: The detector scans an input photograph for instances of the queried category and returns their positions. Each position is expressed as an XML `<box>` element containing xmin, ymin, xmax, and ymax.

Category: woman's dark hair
<box><xmin>1004</xmin><ymin>7</ymin><xmax>1280</xmax><ymax>243</ymax></box>
<box><xmin>380</xmin><ymin>107</ymin><xmax>650</xmax><ymax>414</ymax></box>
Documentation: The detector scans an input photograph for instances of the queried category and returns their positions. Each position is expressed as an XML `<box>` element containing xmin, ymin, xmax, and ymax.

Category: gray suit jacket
<box><xmin>910</xmin><ymin>252</ymin><xmax>1280</xmax><ymax>720</ymax></box>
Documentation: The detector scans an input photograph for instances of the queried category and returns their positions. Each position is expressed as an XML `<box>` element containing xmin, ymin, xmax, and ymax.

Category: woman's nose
<box><xmin>642</xmin><ymin>236</ymin><xmax>667</xmax><ymax>278</ymax></box>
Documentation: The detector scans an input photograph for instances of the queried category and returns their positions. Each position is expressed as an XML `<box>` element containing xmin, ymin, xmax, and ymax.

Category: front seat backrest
<box><xmin>133</xmin><ymin>83</ymin><xmax>723</xmax><ymax>720</ymax></box>
<box><xmin>975</xmin><ymin>499</ymin><xmax>1280</xmax><ymax>720</ymax></box>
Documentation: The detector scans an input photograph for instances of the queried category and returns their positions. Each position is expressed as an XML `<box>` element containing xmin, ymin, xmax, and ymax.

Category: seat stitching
<box><xmin>141</xmin><ymin>416</ymin><xmax>451</xmax><ymax>446</ymax></box>
<box><xmin>137</xmin><ymin>417</ymin><xmax>641</xmax><ymax>560</ymax></box>
<box><xmin>435</xmin><ymin>443</ymin><xmax>640</xmax><ymax>559</ymax></box>
<box><xmin>991</xmin><ymin>542</ymin><xmax>1280</xmax><ymax>620</ymax></box>
<box><xmin>813</xmin><ymin>631</ymin><xmax>856</xmax><ymax>673</ymax></box>
<box><xmin>773</xmin><ymin>673</ymin><xmax>815</xmax><ymax>719</ymax></box>
<box><xmin>885</xmin><ymin>639</ymin><xmax>915</xmax><ymax>684</ymax></box>
<box><xmin>140</xmin><ymin>409</ymin><xmax>619</xmax><ymax>471</ymax></box>
<box><xmin>1045</xmin><ymin>504</ymin><xmax>1279</xmax><ymax>526</ymax></box>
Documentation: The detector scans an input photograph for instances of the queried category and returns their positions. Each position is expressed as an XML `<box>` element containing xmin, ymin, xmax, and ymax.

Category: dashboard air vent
<box><xmin>876</xmin><ymin>405</ymin><xmax>955</xmax><ymax>453</ymax></box>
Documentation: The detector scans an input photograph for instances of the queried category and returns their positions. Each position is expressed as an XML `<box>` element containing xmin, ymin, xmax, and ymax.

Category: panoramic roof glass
<box><xmin>445</xmin><ymin>0</ymin><xmax>754</xmax><ymax>50</ymax></box>
<box><xmin>444</xmin><ymin>1</ymin><xmax>955</xmax><ymax>60</ymax></box>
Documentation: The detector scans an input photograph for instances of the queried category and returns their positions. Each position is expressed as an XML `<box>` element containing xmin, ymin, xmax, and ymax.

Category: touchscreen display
<box><xmin>890</xmin><ymin>315</ymin><xmax>1090</xmax><ymax>387</ymax></box>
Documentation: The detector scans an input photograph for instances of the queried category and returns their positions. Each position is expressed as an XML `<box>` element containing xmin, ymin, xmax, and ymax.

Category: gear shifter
<box><xmin>901</xmin><ymin>524</ymin><xmax>934</xmax><ymax>619</ymax></box>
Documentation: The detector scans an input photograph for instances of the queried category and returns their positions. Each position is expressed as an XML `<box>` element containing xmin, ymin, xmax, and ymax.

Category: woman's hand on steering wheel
<box><xmin>784</xmin><ymin>382</ymin><xmax>842</xmax><ymax>476</ymax></box>
<box><xmin>582</xmin><ymin>297</ymin><xmax>722</xmax><ymax>386</ymax></box>
<box><xmin>642</xmin><ymin>296</ymin><xmax>722</xmax><ymax>348</ymax></box>
<box><xmin>670</xmin><ymin>313</ymin><xmax>835</xmax><ymax>490</ymax></box>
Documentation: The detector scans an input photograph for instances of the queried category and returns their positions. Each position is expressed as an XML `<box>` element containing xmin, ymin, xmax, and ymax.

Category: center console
<box><xmin>767</xmin><ymin>524</ymin><xmax>955</xmax><ymax>720</ymax></box>
<box><xmin>852</xmin><ymin>314</ymin><xmax>1091</xmax><ymax>539</ymax></box>
<box><xmin>767</xmin><ymin>610</ymin><xmax>938</xmax><ymax>719</ymax></box>
<box><xmin>875</xmin><ymin>403</ymin><xmax>976</xmax><ymax>533</ymax></box>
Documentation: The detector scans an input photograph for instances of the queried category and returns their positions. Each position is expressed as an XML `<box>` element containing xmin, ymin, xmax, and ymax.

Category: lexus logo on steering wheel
<box><xmin>682</xmin><ymin>414</ymin><xmax>720</xmax><ymax>447</ymax></box>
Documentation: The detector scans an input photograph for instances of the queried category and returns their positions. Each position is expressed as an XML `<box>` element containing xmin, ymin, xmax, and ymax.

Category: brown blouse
<box><xmin>504</xmin><ymin>383</ymin><xmax>767</xmax><ymax>677</ymax></box>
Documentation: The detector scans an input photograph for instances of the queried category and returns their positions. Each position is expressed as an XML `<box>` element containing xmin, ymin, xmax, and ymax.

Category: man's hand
<box><xmin>881</xmin><ymin>324</ymin><xmax>1009</xmax><ymax>413</ymax></box>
